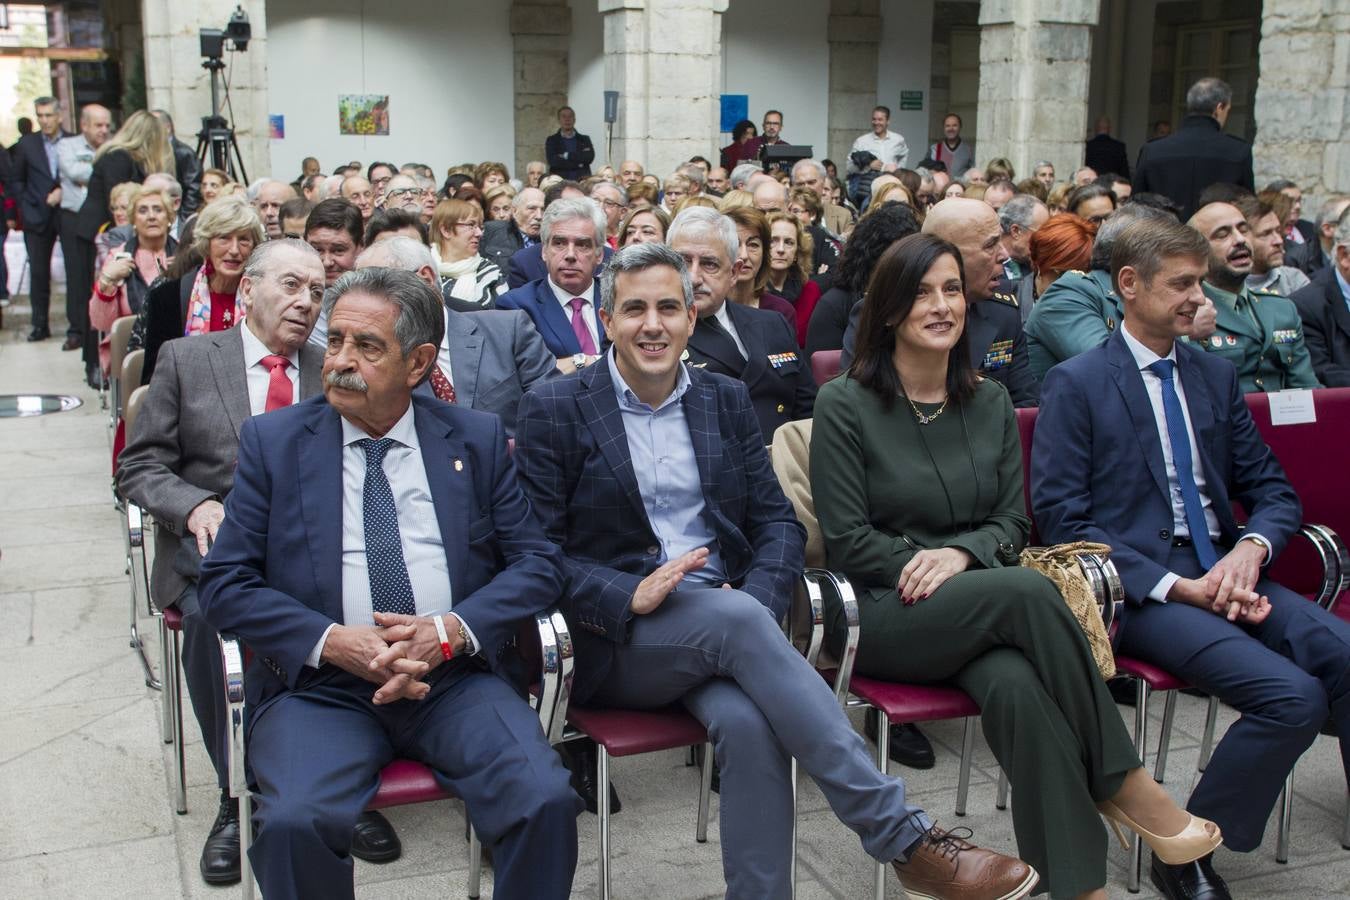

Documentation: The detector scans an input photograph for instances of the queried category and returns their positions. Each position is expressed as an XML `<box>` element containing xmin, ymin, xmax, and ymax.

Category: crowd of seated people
<box><xmin>11</xmin><ymin>72</ymin><xmax>1342</xmax><ymax>900</ymax></box>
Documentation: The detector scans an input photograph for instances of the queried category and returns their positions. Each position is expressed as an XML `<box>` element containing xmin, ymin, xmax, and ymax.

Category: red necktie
<box><xmin>260</xmin><ymin>355</ymin><xmax>292</xmax><ymax>412</ymax></box>
<box><xmin>430</xmin><ymin>365</ymin><xmax>457</xmax><ymax>403</ymax></box>
<box><xmin>568</xmin><ymin>297</ymin><xmax>599</xmax><ymax>355</ymax></box>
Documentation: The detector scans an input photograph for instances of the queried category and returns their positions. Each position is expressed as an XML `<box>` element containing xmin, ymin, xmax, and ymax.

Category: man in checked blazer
<box><xmin>514</xmin><ymin>242</ymin><xmax>1038</xmax><ymax>900</ymax></box>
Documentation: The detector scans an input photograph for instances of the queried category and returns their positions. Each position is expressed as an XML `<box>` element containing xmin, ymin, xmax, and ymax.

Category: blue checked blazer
<box><xmin>515</xmin><ymin>359</ymin><xmax>807</xmax><ymax>703</ymax></box>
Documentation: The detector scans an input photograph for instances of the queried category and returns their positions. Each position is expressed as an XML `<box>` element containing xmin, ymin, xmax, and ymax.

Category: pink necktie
<box><xmin>568</xmin><ymin>297</ymin><xmax>598</xmax><ymax>355</ymax></box>
<box><xmin>260</xmin><ymin>355</ymin><xmax>292</xmax><ymax>412</ymax></box>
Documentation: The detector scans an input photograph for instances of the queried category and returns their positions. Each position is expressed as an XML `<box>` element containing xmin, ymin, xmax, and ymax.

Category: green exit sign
<box><xmin>900</xmin><ymin>90</ymin><xmax>924</xmax><ymax>111</ymax></box>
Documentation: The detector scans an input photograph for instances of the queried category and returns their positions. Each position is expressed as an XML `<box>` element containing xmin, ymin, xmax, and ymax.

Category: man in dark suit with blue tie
<box><xmin>515</xmin><ymin>242</ymin><xmax>1039</xmax><ymax>900</ymax></box>
<box><xmin>198</xmin><ymin>267</ymin><xmax>580</xmax><ymax>900</ymax></box>
<box><xmin>498</xmin><ymin>197</ymin><xmax>610</xmax><ymax>374</ymax></box>
<box><xmin>6</xmin><ymin>96</ymin><xmax>69</xmax><ymax>341</ymax></box>
<box><xmin>1032</xmin><ymin>219</ymin><xmax>1350</xmax><ymax>900</ymax></box>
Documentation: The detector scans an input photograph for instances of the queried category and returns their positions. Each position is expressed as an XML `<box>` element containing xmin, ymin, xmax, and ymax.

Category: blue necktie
<box><xmin>1147</xmin><ymin>359</ymin><xmax>1219</xmax><ymax>568</ymax></box>
<box><xmin>358</xmin><ymin>438</ymin><xmax>417</xmax><ymax>616</ymax></box>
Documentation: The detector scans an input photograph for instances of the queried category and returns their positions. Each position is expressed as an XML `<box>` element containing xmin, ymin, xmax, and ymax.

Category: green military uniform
<box><xmin>1024</xmin><ymin>269</ymin><xmax>1123</xmax><ymax>382</ymax></box>
<box><xmin>1188</xmin><ymin>282</ymin><xmax>1320</xmax><ymax>393</ymax></box>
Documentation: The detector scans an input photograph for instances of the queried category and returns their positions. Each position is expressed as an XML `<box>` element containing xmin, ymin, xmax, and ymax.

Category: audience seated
<box><xmin>514</xmin><ymin>241</ymin><xmax>1040</xmax><ymax>900</ymax></box>
<box><xmin>303</xmin><ymin>198</ymin><xmax>364</xmax><ymax>351</ymax></box>
<box><xmin>429</xmin><ymin>197</ymin><xmax>508</xmax><ymax>311</ymax></box>
<box><xmin>1032</xmin><ymin>218</ymin><xmax>1350</xmax><ymax>900</ymax></box>
<box><xmin>722</xmin><ymin>206</ymin><xmax>796</xmax><ymax>324</ymax></box>
<box><xmin>1289</xmin><ymin>206</ymin><xmax>1350</xmax><ymax>386</ymax></box>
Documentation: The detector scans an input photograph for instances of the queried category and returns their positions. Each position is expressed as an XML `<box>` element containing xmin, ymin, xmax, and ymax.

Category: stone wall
<box><xmin>826</xmin><ymin>0</ymin><xmax>881</xmax><ymax>165</ymax></box>
<box><xmin>976</xmin><ymin>0</ymin><xmax>1098</xmax><ymax>181</ymax></box>
<box><xmin>512</xmin><ymin>1</ymin><xmax>572</xmax><ymax>177</ymax></box>
<box><xmin>141</xmin><ymin>0</ymin><xmax>270</xmax><ymax>182</ymax></box>
<box><xmin>1252</xmin><ymin>0</ymin><xmax>1350</xmax><ymax>206</ymax></box>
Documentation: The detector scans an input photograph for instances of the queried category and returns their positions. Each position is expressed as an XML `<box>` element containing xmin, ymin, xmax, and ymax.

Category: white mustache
<box><xmin>325</xmin><ymin>370</ymin><xmax>368</xmax><ymax>392</ymax></box>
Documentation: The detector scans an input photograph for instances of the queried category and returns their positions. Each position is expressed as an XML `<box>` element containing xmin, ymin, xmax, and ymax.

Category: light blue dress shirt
<box><xmin>608</xmin><ymin>351</ymin><xmax>726</xmax><ymax>585</ymax></box>
<box><xmin>1336</xmin><ymin>266</ymin><xmax>1350</xmax><ymax>314</ymax></box>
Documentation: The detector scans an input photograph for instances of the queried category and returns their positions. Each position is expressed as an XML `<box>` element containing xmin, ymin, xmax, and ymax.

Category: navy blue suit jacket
<box><xmin>497</xmin><ymin>277</ymin><xmax>609</xmax><ymax>359</ymax></box>
<box><xmin>197</xmin><ymin>394</ymin><xmax>564</xmax><ymax>715</ymax></box>
<box><xmin>514</xmin><ymin>360</ymin><xmax>807</xmax><ymax>703</ymax></box>
<box><xmin>1031</xmin><ymin>328</ymin><xmax>1301</xmax><ymax>603</ymax></box>
<box><xmin>7</xmin><ymin>131</ymin><xmax>67</xmax><ymax>233</ymax></box>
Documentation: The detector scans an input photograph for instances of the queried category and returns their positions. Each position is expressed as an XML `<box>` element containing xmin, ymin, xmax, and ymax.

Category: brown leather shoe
<box><xmin>892</xmin><ymin>824</ymin><xmax>1039</xmax><ymax>900</ymax></box>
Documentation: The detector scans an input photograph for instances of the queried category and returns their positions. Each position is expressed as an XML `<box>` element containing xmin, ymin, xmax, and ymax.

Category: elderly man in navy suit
<box><xmin>514</xmin><ymin>242</ymin><xmax>1038</xmax><ymax>900</ymax></box>
<box><xmin>199</xmin><ymin>267</ymin><xmax>580</xmax><ymax>900</ymax></box>
<box><xmin>498</xmin><ymin>197</ymin><xmax>611</xmax><ymax>375</ymax></box>
<box><xmin>1032</xmin><ymin>218</ymin><xmax>1350</xmax><ymax>900</ymax></box>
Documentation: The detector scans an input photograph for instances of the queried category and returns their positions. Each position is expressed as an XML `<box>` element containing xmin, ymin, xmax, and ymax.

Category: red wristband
<box><xmin>432</xmin><ymin>614</ymin><xmax>454</xmax><ymax>661</ymax></box>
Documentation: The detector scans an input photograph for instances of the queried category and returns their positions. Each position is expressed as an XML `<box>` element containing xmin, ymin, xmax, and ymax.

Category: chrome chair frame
<box><xmin>221</xmin><ymin>607</ymin><xmax>569</xmax><ymax>900</ymax></box>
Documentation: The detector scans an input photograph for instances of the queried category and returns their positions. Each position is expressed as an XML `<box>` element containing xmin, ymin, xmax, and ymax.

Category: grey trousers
<box><xmin>588</xmin><ymin>587</ymin><xmax>931</xmax><ymax>899</ymax></box>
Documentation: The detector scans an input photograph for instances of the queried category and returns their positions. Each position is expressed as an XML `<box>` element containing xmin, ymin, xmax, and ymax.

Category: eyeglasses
<box><xmin>598</xmin><ymin>197</ymin><xmax>628</xmax><ymax>212</ymax></box>
<box><xmin>386</xmin><ymin>188</ymin><xmax>419</xmax><ymax>200</ymax></box>
<box><xmin>455</xmin><ymin>221</ymin><xmax>485</xmax><ymax>233</ymax></box>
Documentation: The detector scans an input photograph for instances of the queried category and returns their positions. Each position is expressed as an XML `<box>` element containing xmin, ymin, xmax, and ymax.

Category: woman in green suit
<box><xmin>810</xmin><ymin>233</ymin><xmax>1220</xmax><ymax>900</ymax></box>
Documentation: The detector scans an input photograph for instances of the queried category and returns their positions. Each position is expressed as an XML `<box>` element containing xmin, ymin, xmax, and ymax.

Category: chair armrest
<box><xmin>546</xmin><ymin>609</ymin><xmax>574</xmax><ymax>745</ymax></box>
<box><xmin>805</xmin><ymin>567</ymin><xmax>859</xmax><ymax>704</ymax></box>
<box><xmin>521</xmin><ymin>607</ymin><xmax>572</xmax><ymax>745</ymax></box>
<box><xmin>1293</xmin><ymin>524</ymin><xmax>1348</xmax><ymax>611</ymax></box>
<box><xmin>219</xmin><ymin>634</ymin><xmax>248</xmax><ymax>798</ymax></box>
<box><xmin>1078</xmin><ymin>552</ymin><xmax>1124</xmax><ymax>635</ymax></box>
<box><xmin>127</xmin><ymin>501</ymin><xmax>144</xmax><ymax>549</ymax></box>
<box><xmin>789</xmin><ymin>572</ymin><xmax>825</xmax><ymax>668</ymax></box>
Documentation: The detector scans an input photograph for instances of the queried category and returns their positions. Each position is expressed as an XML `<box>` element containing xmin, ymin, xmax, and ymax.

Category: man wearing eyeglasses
<box><xmin>589</xmin><ymin>180</ymin><xmax>628</xmax><ymax>248</ymax></box>
<box><xmin>379</xmin><ymin>174</ymin><xmax>424</xmax><ymax>216</ymax></box>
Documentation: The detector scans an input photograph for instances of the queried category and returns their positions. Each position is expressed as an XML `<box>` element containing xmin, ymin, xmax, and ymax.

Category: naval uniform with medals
<box><xmin>685</xmin><ymin>298</ymin><xmax>816</xmax><ymax>442</ymax></box>
<box><xmin>1189</xmin><ymin>282</ymin><xmax>1320</xmax><ymax>393</ymax></box>
<box><xmin>1024</xmin><ymin>269</ymin><xmax>1124</xmax><ymax>383</ymax></box>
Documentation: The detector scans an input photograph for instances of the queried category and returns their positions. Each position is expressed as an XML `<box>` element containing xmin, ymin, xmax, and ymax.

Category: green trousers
<box><xmin>827</xmin><ymin>566</ymin><xmax>1142</xmax><ymax>899</ymax></box>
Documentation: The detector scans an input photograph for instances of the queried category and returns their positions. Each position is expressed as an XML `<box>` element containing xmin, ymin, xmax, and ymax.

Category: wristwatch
<box><xmin>572</xmin><ymin>353</ymin><xmax>589</xmax><ymax>369</ymax></box>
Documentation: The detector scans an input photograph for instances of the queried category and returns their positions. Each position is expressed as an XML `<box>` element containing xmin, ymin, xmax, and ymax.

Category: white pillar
<box><xmin>1252</xmin><ymin>0</ymin><xmax>1350</xmax><ymax>207</ymax></box>
<box><xmin>827</xmin><ymin>0</ymin><xmax>882</xmax><ymax>165</ymax></box>
<box><xmin>511</xmin><ymin>1</ymin><xmax>572</xmax><ymax>177</ymax></box>
<box><xmin>602</xmin><ymin>0</ymin><xmax>725</xmax><ymax>178</ymax></box>
<box><xmin>142</xmin><ymin>0</ymin><xmax>270</xmax><ymax>181</ymax></box>
<box><xmin>977</xmin><ymin>0</ymin><xmax>1098</xmax><ymax>179</ymax></box>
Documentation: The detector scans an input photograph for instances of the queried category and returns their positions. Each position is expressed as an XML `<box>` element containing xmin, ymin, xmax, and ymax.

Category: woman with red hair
<box><xmin>1028</xmin><ymin>213</ymin><xmax>1097</xmax><ymax>299</ymax></box>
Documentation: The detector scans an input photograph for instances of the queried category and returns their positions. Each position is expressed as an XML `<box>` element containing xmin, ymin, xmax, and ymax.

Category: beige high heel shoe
<box><xmin>1096</xmin><ymin>800</ymin><xmax>1223</xmax><ymax>866</ymax></box>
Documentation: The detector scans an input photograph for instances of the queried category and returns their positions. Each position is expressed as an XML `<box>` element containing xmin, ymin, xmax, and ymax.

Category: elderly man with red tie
<box><xmin>117</xmin><ymin>239</ymin><xmax>403</xmax><ymax>886</ymax></box>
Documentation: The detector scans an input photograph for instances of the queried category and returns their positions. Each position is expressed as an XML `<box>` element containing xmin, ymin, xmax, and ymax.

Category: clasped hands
<box><xmin>1167</xmin><ymin>539</ymin><xmax>1271</xmax><ymax>623</ymax></box>
<box><xmin>321</xmin><ymin>612</ymin><xmax>467</xmax><ymax>705</ymax></box>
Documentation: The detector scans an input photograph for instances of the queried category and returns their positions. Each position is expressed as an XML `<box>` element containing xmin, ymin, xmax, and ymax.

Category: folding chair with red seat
<box><xmin>810</xmin><ymin>349</ymin><xmax>842</xmax><ymax>386</ymax></box>
<box><xmin>221</xmin><ymin>609</ymin><xmax>571</xmax><ymax>900</ymax></box>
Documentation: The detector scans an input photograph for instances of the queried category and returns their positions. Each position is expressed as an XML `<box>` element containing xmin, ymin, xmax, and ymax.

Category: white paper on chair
<box><xmin>1268</xmin><ymin>389</ymin><xmax>1316</xmax><ymax>426</ymax></box>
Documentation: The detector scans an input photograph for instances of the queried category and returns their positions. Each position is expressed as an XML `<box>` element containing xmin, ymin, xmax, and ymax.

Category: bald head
<box><xmin>80</xmin><ymin>104</ymin><xmax>112</xmax><ymax>148</ymax></box>
<box><xmin>921</xmin><ymin>198</ymin><xmax>1009</xmax><ymax>301</ymax></box>
<box><xmin>1188</xmin><ymin>201</ymin><xmax>1253</xmax><ymax>291</ymax></box>
<box><xmin>752</xmin><ymin>179</ymin><xmax>787</xmax><ymax>213</ymax></box>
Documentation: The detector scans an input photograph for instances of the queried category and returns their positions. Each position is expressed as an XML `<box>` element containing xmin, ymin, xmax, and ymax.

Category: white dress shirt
<box><xmin>847</xmin><ymin>129</ymin><xmax>909</xmax><ymax>174</ymax></box>
<box><xmin>55</xmin><ymin>135</ymin><xmax>95</xmax><ymax>213</ymax></box>
<box><xmin>306</xmin><ymin>403</ymin><xmax>478</xmax><ymax>666</ymax></box>
<box><xmin>239</xmin><ymin>323</ymin><xmax>300</xmax><ymax>415</ymax></box>
<box><xmin>1121</xmin><ymin>327</ymin><xmax>1269</xmax><ymax>602</ymax></box>
<box><xmin>711</xmin><ymin>300</ymin><xmax>749</xmax><ymax>359</ymax></box>
<box><xmin>436</xmin><ymin>308</ymin><xmax>457</xmax><ymax>386</ymax></box>
<box><xmin>548</xmin><ymin>277</ymin><xmax>601</xmax><ymax>353</ymax></box>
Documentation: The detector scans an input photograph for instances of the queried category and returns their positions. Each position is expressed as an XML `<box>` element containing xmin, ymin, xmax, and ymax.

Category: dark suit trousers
<box><xmin>23</xmin><ymin>221</ymin><xmax>58</xmax><ymax>331</ymax></box>
<box><xmin>247</xmin><ymin>664</ymin><xmax>580</xmax><ymax>900</ymax></box>
<box><xmin>177</xmin><ymin>584</ymin><xmax>229</xmax><ymax>790</ymax></box>
<box><xmin>1115</xmin><ymin>546</ymin><xmax>1350</xmax><ymax>851</ymax></box>
<box><xmin>588</xmin><ymin>588</ymin><xmax>931</xmax><ymax>900</ymax></box>
<box><xmin>58</xmin><ymin>209</ymin><xmax>94</xmax><ymax>348</ymax></box>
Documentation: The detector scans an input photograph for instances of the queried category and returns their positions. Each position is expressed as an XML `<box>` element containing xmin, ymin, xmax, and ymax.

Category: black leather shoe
<box><xmin>864</xmin><ymin>712</ymin><xmax>936</xmax><ymax>769</ymax></box>
<box><xmin>351</xmin><ymin>809</ymin><xmax>401</xmax><ymax>863</ymax></box>
<box><xmin>561</xmin><ymin>739</ymin><xmax>622</xmax><ymax>815</ymax></box>
<box><xmin>61</xmin><ymin>334</ymin><xmax>81</xmax><ymax>351</ymax></box>
<box><xmin>26</xmin><ymin>327</ymin><xmax>50</xmax><ymax>342</ymax></box>
<box><xmin>86</xmin><ymin>367</ymin><xmax>107</xmax><ymax>390</ymax></box>
<box><xmin>1149</xmin><ymin>853</ymin><xmax>1232</xmax><ymax>900</ymax></box>
<box><xmin>200</xmin><ymin>792</ymin><xmax>241</xmax><ymax>885</ymax></box>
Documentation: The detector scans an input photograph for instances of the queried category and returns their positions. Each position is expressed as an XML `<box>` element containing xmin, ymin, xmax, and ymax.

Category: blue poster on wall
<box><xmin>720</xmin><ymin>94</ymin><xmax>749</xmax><ymax>134</ymax></box>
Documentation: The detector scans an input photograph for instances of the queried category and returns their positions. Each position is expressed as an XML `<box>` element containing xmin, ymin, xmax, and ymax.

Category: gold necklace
<box><xmin>905</xmin><ymin>392</ymin><xmax>949</xmax><ymax>425</ymax></box>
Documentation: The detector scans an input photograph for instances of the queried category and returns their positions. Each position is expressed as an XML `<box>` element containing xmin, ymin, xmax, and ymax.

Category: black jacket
<box><xmin>481</xmin><ymin>219</ymin><xmax>528</xmax><ymax>271</ymax></box>
<box><xmin>1290</xmin><ymin>266</ymin><xmax>1350</xmax><ymax>387</ymax></box>
<box><xmin>171</xmin><ymin>137</ymin><xmax>203</xmax><ymax>215</ymax></box>
<box><xmin>1084</xmin><ymin>133</ymin><xmax>1129</xmax><ymax>178</ymax></box>
<box><xmin>7</xmin><ymin>131</ymin><xmax>69</xmax><ymax>233</ymax></box>
<box><xmin>1133</xmin><ymin>115</ymin><xmax>1253</xmax><ymax>220</ymax></box>
<box><xmin>77</xmin><ymin>149</ymin><xmax>145</xmax><ymax>241</ymax></box>
<box><xmin>685</xmin><ymin>300</ymin><xmax>816</xmax><ymax>442</ymax></box>
<box><xmin>545</xmin><ymin>130</ymin><xmax>594</xmax><ymax>181</ymax></box>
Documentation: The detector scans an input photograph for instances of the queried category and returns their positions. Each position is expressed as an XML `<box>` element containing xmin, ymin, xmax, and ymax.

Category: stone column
<box><xmin>141</xmin><ymin>0</ymin><xmax>270</xmax><ymax>181</ymax></box>
<box><xmin>976</xmin><ymin>0</ymin><xmax>1098</xmax><ymax>179</ymax></box>
<box><xmin>601</xmin><ymin>0</ymin><xmax>725</xmax><ymax>179</ymax></box>
<box><xmin>1252</xmin><ymin>1</ymin><xmax>1350</xmax><ymax>208</ymax></box>
<box><xmin>827</xmin><ymin>0</ymin><xmax>882</xmax><ymax>165</ymax></box>
<box><xmin>511</xmin><ymin>1</ymin><xmax>572</xmax><ymax>177</ymax></box>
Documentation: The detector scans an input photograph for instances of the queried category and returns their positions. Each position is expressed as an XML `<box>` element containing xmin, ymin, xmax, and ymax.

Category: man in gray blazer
<box><xmin>116</xmin><ymin>239</ymin><xmax>400</xmax><ymax>885</ymax></box>
<box><xmin>357</xmin><ymin>237</ymin><xmax>557</xmax><ymax>433</ymax></box>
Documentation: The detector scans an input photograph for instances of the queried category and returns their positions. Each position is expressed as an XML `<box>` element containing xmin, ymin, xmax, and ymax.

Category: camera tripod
<box><xmin>194</xmin><ymin>56</ymin><xmax>249</xmax><ymax>183</ymax></box>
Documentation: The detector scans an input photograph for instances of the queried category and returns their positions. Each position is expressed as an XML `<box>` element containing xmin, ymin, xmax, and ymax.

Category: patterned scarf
<box><xmin>183</xmin><ymin>261</ymin><xmax>242</xmax><ymax>336</ymax></box>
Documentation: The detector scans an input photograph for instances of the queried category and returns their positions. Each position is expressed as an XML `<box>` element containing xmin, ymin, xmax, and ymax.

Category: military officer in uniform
<box><xmin>1188</xmin><ymin>202</ymin><xmax>1320</xmax><ymax>392</ymax></box>
<box><xmin>1026</xmin><ymin>204</ymin><xmax>1217</xmax><ymax>382</ymax></box>
<box><xmin>842</xmin><ymin>197</ymin><xmax>1040</xmax><ymax>406</ymax></box>
<box><xmin>669</xmin><ymin>207</ymin><xmax>815</xmax><ymax>441</ymax></box>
